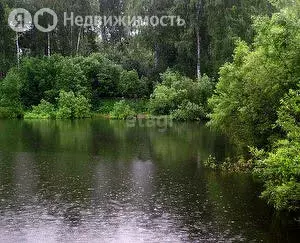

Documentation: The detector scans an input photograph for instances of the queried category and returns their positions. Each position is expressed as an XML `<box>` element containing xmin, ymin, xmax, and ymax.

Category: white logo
<box><xmin>34</xmin><ymin>8</ymin><xmax>58</xmax><ymax>33</ymax></box>
<box><xmin>8</xmin><ymin>8</ymin><xmax>32</xmax><ymax>32</ymax></box>
<box><xmin>8</xmin><ymin>8</ymin><xmax>58</xmax><ymax>33</ymax></box>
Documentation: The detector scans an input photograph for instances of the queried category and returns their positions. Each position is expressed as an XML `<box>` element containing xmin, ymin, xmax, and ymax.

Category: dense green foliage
<box><xmin>96</xmin><ymin>99</ymin><xmax>148</xmax><ymax>116</ymax></box>
<box><xmin>122</xmin><ymin>0</ymin><xmax>273</xmax><ymax>78</ymax></box>
<box><xmin>56</xmin><ymin>91</ymin><xmax>92</xmax><ymax>119</ymax></box>
<box><xmin>0</xmin><ymin>68</ymin><xmax>23</xmax><ymax>118</ymax></box>
<box><xmin>0</xmin><ymin>2</ymin><xmax>15</xmax><ymax>74</ymax></box>
<box><xmin>208</xmin><ymin>6</ymin><xmax>300</xmax><ymax>147</ymax></box>
<box><xmin>149</xmin><ymin>70</ymin><xmax>214</xmax><ymax>120</ymax></box>
<box><xmin>253</xmin><ymin>88</ymin><xmax>300</xmax><ymax>211</ymax></box>
<box><xmin>0</xmin><ymin>54</ymin><xmax>150</xmax><ymax>118</ymax></box>
<box><xmin>110</xmin><ymin>100</ymin><xmax>136</xmax><ymax>120</ymax></box>
<box><xmin>24</xmin><ymin>91</ymin><xmax>92</xmax><ymax>119</ymax></box>
<box><xmin>209</xmin><ymin>2</ymin><xmax>300</xmax><ymax>211</ymax></box>
<box><xmin>171</xmin><ymin>101</ymin><xmax>206</xmax><ymax>121</ymax></box>
<box><xmin>24</xmin><ymin>100</ymin><xmax>56</xmax><ymax>119</ymax></box>
<box><xmin>73</xmin><ymin>54</ymin><xmax>122</xmax><ymax>101</ymax></box>
<box><xmin>18</xmin><ymin>56</ymin><xmax>87</xmax><ymax>108</ymax></box>
<box><xmin>119</xmin><ymin>70</ymin><xmax>148</xmax><ymax>98</ymax></box>
<box><xmin>1</xmin><ymin>0</ymin><xmax>273</xmax><ymax>80</ymax></box>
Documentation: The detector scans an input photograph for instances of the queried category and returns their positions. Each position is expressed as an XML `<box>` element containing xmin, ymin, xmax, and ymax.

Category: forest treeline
<box><xmin>1</xmin><ymin>0</ymin><xmax>274</xmax><ymax>78</ymax></box>
<box><xmin>0</xmin><ymin>0</ymin><xmax>299</xmax><ymax>211</ymax></box>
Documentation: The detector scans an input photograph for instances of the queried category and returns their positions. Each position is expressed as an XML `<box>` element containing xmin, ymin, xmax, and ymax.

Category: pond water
<box><xmin>0</xmin><ymin>119</ymin><xmax>298</xmax><ymax>242</ymax></box>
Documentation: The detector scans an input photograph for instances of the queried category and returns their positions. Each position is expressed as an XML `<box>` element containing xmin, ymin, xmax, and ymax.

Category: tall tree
<box><xmin>0</xmin><ymin>1</ymin><xmax>17</xmax><ymax>75</ymax></box>
<box><xmin>98</xmin><ymin>0</ymin><xmax>126</xmax><ymax>43</ymax></box>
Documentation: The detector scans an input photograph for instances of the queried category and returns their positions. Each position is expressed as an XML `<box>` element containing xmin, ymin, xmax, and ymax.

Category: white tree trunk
<box><xmin>47</xmin><ymin>32</ymin><xmax>51</xmax><ymax>57</ymax></box>
<box><xmin>71</xmin><ymin>25</ymin><xmax>73</xmax><ymax>54</ymax></box>
<box><xmin>196</xmin><ymin>0</ymin><xmax>202</xmax><ymax>79</ymax></box>
<box><xmin>16</xmin><ymin>33</ymin><xmax>20</xmax><ymax>68</ymax></box>
<box><xmin>76</xmin><ymin>27</ymin><xmax>82</xmax><ymax>56</ymax></box>
<box><xmin>196</xmin><ymin>28</ymin><xmax>201</xmax><ymax>79</ymax></box>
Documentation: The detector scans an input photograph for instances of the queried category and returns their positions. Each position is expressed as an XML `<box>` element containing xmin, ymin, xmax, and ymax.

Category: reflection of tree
<box><xmin>203</xmin><ymin>170</ymin><xmax>273</xmax><ymax>240</ymax></box>
<box><xmin>0</xmin><ymin>153</ymin><xmax>17</xmax><ymax>202</ymax></box>
<box><xmin>13</xmin><ymin>152</ymin><xmax>37</xmax><ymax>199</ymax></box>
<box><xmin>149</xmin><ymin>122</ymin><xmax>230</xmax><ymax>166</ymax></box>
<box><xmin>19</xmin><ymin>120</ymin><xmax>93</xmax><ymax>153</ymax></box>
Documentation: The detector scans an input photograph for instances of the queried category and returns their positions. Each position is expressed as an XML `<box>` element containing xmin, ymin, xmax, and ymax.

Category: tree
<box><xmin>13</xmin><ymin>0</ymin><xmax>98</xmax><ymax>57</ymax></box>
<box><xmin>253</xmin><ymin>87</ymin><xmax>300</xmax><ymax>211</ymax></box>
<box><xmin>149</xmin><ymin>69</ymin><xmax>214</xmax><ymax>119</ymax></box>
<box><xmin>56</xmin><ymin>90</ymin><xmax>91</xmax><ymax>119</ymax></box>
<box><xmin>0</xmin><ymin>1</ymin><xmax>16</xmax><ymax>75</ymax></box>
<box><xmin>98</xmin><ymin>0</ymin><xmax>126</xmax><ymax>43</ymax></box>
<box><xmin>208</xmin><ymin>3</ymin><xmax>300</xmax><ymax>147</ymax></box>
<box><xmin>118</xmin><ymin>70</ymin><xmax>147</xmax><ymax>98</ymax></box>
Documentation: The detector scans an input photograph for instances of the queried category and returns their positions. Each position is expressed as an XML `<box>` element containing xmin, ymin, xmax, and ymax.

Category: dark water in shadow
<box><xmin>0</xmin><ymin>119</ymin><xmax>298</xmax><ymax>242</ymax></box>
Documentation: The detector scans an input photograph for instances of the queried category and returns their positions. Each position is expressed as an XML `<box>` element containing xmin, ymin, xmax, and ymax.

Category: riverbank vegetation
<box><xmin>0</xmin><ymin>0</ymin><xmax>299</xmax><ymax>211</ymax></box>
<box><xmin>208</xmin><ymin>2</ymin><xmax>300</xmax><ymax>211</ymax></box>
<box><xmin>0</xmin><ymin>54</ymin><xmax>214</xmax><ymax>121</ymax></box>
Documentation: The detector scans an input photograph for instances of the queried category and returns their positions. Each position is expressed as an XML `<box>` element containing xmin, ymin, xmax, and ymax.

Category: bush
<box><xmin>1</xmin><ymin>54</ymin><xmax>152</xmax><ymax>114</ymax></box>
<box><xmin>127</xmin><ymin>99</ymin><xmax>148</xmax><ymax>113</ymax></box>
<box><xmin>0</xmin><ymin>69</ymin><xmax>24</xmax><ymax>118</ymax></box>
<box><xmin>253</xmin><ymin>141</ymin><xmax>300</xmax><ymax>211</ymax></box>
<box><xmin>0</xmin><ymin>68</ymin><xmax>22</xmax><ymax>107</ymax></box>
<box><xmin>110</xmin><ymin>100</ymin><xmax>136</xmax><ymax>120</ymax></box>
<box><xmin>149</xmin><ymin>70</ymin><xmax>214</xmax><ymax>118</ymax></box>
<box><xmin>149</xmin><ymin>85</ymin><xmax>183</xmax><ymax>115</ymax></box>
<box><xmin>74</xmin><ymin>94</ymin><xmax>92</xmax><ymax>119</ymax></box>
<box><xmin>74</xmin><ymin>53</ymin><xmax>122</xmax><ymax>101</ymax></box>
<box><xmin>55</xmin><ymin>58</ymin><xmax>88</xmax><ymax>98</ymax></box>
<box><xmin>24</xmin><ymin>100</ymin><xmax>56</xmax><ymax>119</ymax></box>
<box><xmin>253</xmin><ymin>89</ymin><xmax>300</xmax><ymax>211</ymax></box>
<box><xmin>195</xmin><ymin>75</ymin><xmax>215</xmax><ymax>112</ymax></box>
<box><xmin>0</xmin><ymin>107</ymin><xmax>23</xmax><ymax>119</ymax></box>
<box><xmin>96</xmin><ymin>99</ymin><xmax>117</xmax><ymax>114</ymax></box>
<box><xmin>118</xmin><ymin>70</ymin><xmax>147</xmax><ymax>98</ymax></box>
<box><xmin>97</xmin><ymin>99</ymin><xmax>148</xmax><ymax>115</ymax></box>
<box><xmin>13</xmin><ymin>55</ymin><xmax>89</xmax><ymax>108</ymax></box>
<box><xmin>19</xmin><ymin>55</ymin><xmax>61</xmax><ymax>107</ymax></box>
<box><xmin>171</xmin><ymin>100</ymin><xmax>206</xmax><ymax>121</ymax></box>
<box><xmin>56</xmin><ymin>91</ymin><xmax>91</xmax><ymax>119</ymax></box>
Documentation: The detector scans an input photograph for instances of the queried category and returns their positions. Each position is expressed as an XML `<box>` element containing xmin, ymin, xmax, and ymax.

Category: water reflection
<box><xmin>0</xmin><ymin>119</ymin><xmax>298</xmax><ymax>242</ymax></box>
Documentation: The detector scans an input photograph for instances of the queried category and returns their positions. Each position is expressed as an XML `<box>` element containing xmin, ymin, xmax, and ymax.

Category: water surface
<box><xmin>0</xmin><ymin>119</ymin><xmax>298</xmax><ymax>242</ymax></box>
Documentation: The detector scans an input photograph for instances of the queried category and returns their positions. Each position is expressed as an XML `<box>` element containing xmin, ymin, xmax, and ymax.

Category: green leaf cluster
<box><xmin>24</xmin><ymin>91</ymin><xmax>91</xmax><ymax>119</ymax></box>
<box><xmin>149</xmin><ymin>69</ymin><xmax>214</xmax><ymax>120</ymax></box>
<box><xmin>253</xmin><ymin>89</ymin><xmax>300</xmax><ymax>211</ymax></box>
<box><xmin>208</xmin><ymin>6</ymin><xmax>300</xmax><ymax>147</ymax></box>
<box><xmin>110</xmin><ymin>100</ymin><xmax>136</xmax><ymax>120</ymax></box>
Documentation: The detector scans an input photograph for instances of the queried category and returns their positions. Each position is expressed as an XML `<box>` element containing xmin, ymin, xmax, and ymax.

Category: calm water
<box><xmin>0</xmin><ymin>119</ymin><xmax>298</xmax><ymax>243</ymax></box>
